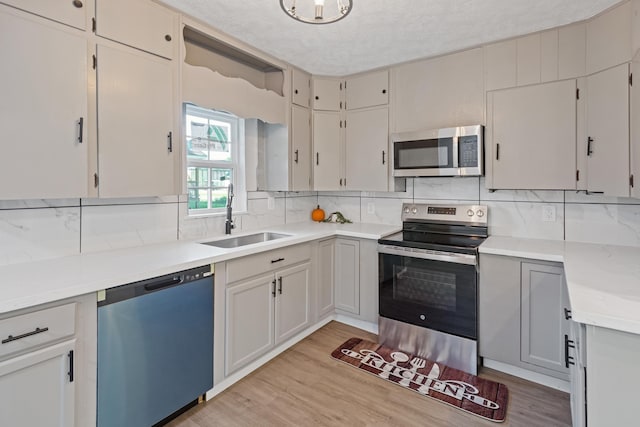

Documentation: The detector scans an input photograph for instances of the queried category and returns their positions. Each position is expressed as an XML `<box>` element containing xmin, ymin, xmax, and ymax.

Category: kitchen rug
<box><xmin>330</xmin><ymin>337</ymin><xmax>508</xmax><ymax>422</ymax></box>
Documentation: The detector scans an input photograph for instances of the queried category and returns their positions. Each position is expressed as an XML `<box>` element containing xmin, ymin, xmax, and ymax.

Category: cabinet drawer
<box><xmin>0</xmin><ymin>303</ymin><xmax>76</xmax><ymax>358</ymax></box>
<box><xmin>1</xmin><ymin>0</ymin><xmax>87</xmax><ymax>30</ymax></box>
<box><xmin>226</xmin><ymin>244</ymin><xmax>311</xmax><ymax>284</ymax></box>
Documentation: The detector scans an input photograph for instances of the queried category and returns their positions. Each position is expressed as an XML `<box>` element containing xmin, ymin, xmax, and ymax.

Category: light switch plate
<box><xmin>367</xmin><ymin>202</ymin><xmax>375</xmax><ymax>215</ymax></box>
<box><xmin>267</xmin><ymin>196</ymin><xmax>275</xmax><ymax>210</ymax></box>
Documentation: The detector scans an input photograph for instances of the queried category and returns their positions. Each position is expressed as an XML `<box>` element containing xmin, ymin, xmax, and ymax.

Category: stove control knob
<box><xmin>404</xmin><ymin>206</ymin><xmax>410</xmax><ymax>214</ymax></box>
<box><xmin>467</xmin><ymin>209</ymin><xmax>474</xmax><ymax>217</ymax></box>
<box><xmin>411</xmin><ymin>207</ymin><xmax>418</xmax><ymax>214</ymax></box>
<box><xmin>476</xmin><ymin>209</ymin><xmax>485</xmax><ymax>218</ymax></box>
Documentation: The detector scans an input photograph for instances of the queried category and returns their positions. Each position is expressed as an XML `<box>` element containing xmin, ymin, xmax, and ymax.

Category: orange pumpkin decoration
<box><xmin>311</xmin><ymin>205</ymin><xmax>325</xmax><ymax>222</ymax></box>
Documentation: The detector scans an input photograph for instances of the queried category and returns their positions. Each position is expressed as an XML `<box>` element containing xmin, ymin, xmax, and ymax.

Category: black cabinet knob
<box><xmin>295</xmin><ymin>89</ymin><xmax>298</xmax><ymax>94</ymax></box>
<box><xmin>315</xmin><ymin>96</ymin><xmax>319</xmax><ymax>100</ymax></box>
<box><xmin>165</xmin><ymin>34</ymin><xmax>172</xmax><ymax>41</ymax></box>
<box><xmin>72</xmin><ymin>0</ymin><xmax>83</xmax><ymax>7</ymax></box>
<box><xmin>382</xmin><ymin>89</ymin><xmax>387</xmax><ymax>94</ymax></box>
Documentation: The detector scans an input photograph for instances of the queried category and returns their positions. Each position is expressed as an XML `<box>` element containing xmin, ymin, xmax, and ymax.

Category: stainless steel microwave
<box><xmin>391</xmin><ymin>125</ymin><xmax>483</xmax><ymax>177</ymax></box>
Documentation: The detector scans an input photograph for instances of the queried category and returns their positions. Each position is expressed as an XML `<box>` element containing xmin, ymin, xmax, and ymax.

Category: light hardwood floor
<box><xmin>167</xmin><ymin>321</ymin><xmax>571</xmax><ymax>427</ymax></box>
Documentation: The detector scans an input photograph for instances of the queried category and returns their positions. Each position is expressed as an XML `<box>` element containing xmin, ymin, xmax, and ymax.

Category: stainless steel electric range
<box><xmin>377</xmin><ymin>203</ymin><xmax>488</xmax><ymax>375</ymax></box>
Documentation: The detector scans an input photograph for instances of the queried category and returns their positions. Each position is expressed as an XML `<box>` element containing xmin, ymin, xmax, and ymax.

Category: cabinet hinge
<box><xmin>344</xmin><ymin>120</ymin><xmax>346</xmax><ymax>128</ymax></box>
<box><xmin>340</xmin><ymin>82</ymin><xmax>343</xmax><ymax>91</ymax></box>
<box><xmin>94</xmin><ymin>173</ymin><xmax>99</xmax><ymax>188</ymax></box>
<box><xmin>576</xmin><ymin>88</ymin><xmax>580</xmax><ymax>100</ymax></box>
<box><xmin>340</xmin><ymin>101</ymin><xmax>342</xmax><ymax>109</ymax></box>
<box><xmin>92</xmin><ymin>54</ymin><xmax>97</xmax><ymax>70</ymax></box>
<box><xmin>339</xmin><ymin>120</ymin><xmax>342</xmax><ymax>128</ymax></box>
<box><xmin>344</xmin><ymin>81</ymin><xmax>347</xmax><ymax>89</ymax></box>
<box><xmin>576</xmin><ymin>170</ymin><xmax>580</xmax><ymax>182</ymax></box>
<box><xmin>630</xmin><ymin>73</ymin><xmax>633</xmax><ymax>87</ymax></box>
<box><xmin>92</xmin><ymin>17</ymin><xmax>96</xmax><ymax>32</ymax></box>
<box><xmin>631</xmin><ymin>174</ymin><xmax>635</xmax><ymax>188</ymax></box>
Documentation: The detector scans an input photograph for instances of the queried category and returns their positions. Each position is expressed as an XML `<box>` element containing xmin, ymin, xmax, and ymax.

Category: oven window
<box><xmin>393</xmin><ymin>265</ymin><xmax>456</xmax><ymax>312</ymax></box>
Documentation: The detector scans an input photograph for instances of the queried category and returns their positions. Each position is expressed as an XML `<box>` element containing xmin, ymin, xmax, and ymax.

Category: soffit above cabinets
<box><xmin>159</xmin><ymin>0</ymin><xmax>622</xmax><ymax>76</ymax></box>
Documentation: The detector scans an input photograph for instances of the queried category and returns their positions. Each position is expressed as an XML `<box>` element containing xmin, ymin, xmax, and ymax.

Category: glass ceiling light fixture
<box><xmin>280</xmin><ymin>0</ymin><xmax>353</xmax><ymax>24</ymax></box>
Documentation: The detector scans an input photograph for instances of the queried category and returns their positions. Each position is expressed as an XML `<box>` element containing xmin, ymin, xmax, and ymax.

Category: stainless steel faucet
<box><xmin>225</xmin><ymin>183</ymin><xmax>235</xmax><ymax>234</ymax></box>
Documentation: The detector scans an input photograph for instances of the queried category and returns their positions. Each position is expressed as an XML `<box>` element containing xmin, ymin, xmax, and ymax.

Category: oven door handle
<box><xmin>378</xmin><ymin>245</ymin><xmax>477</xmax><ymax>265</ymax></box>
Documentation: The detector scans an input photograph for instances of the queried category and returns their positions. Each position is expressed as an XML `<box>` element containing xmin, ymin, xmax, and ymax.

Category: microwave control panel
<box><xmin>458</xmin><ymin>135</ymin><xmax>479</xmax><ymax>167</ymax></box>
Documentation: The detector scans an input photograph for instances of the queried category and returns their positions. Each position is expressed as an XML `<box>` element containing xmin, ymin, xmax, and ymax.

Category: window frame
<box><xmin>184</xmin><ymin>104</ymin><xmax>246</xmax><ymax>216</ymax></box>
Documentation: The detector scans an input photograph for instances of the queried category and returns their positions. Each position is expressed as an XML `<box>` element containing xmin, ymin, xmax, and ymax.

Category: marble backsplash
<box><xmin>1</xmin><ymin>176</ymin><xmax>639</xmax><ymax>266</ymax></box>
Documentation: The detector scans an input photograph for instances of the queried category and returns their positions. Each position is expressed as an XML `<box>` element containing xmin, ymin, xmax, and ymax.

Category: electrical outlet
<box><xmin>367</xmin><ymin>202</ymin><xmax>375</xmax><ymax>215</ymax></box>
<box><xmin>267</xmin><ymin>196</ymin><xmax>275</xmax><ymax>210</ymax></box>
<box><xmin>542</xmin><ymin>205</ymin><xmax>556</xmax><ymax>222</ymax></box>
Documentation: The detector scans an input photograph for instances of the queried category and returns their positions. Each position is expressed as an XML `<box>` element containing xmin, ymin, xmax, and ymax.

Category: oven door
<box><xmin>378</xmin><ymin>245</ymin><xmax>477</xmax><ymax>340</ymax></box>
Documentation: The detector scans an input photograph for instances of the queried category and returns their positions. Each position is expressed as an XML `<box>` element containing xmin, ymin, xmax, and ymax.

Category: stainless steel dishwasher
<box><xmin>97</xmin><ymin>265</ymin><xmax>213</xmax><ymax>427</ymax></box>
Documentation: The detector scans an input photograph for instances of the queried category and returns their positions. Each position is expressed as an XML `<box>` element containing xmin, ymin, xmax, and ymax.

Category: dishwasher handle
<box><xmin>144</xmin><ymin>277</ymin><xmax>182</xmax><ymax>292</ymax></box>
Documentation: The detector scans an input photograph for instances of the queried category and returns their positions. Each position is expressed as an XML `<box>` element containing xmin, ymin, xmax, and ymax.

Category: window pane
<box><xmin>211</xmin><ymin>168</ymin><xmax>232</xmax><ymax>208</ymax></box>
<box><xmin>187</xmin><ymin>167</ymin><xmax>209</xmax><ymax>188</ymax></box>
<box><xmin>188</xmin><ymin>188</ymin><xmax>210</xmax><ymax>210</ymax></box>
<box><xmin>208</xmin><ymin>123</ymin><xmax>232</xmax><ymax>162</ymax></box>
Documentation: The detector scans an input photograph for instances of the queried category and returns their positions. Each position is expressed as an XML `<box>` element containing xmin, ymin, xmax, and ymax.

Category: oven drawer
<box><xmin>0</xmin><ymin>303</ymin><xmax>76</xmax><ymax>358</ymax></box>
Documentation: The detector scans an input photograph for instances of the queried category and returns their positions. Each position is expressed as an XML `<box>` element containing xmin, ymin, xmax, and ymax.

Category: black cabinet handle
<box><xmin>167</xmin><ymin>131</ymin><xmax>173</xmax><ymax>153</ymax></box>
<box><xmin>271</xmin><ymin>279</ymin><xmax>276</xmax><ymax>297</ymax></box>
<box><xmin>68</xmin><ymin>350</ymin><xmax>74</xmax><ymax>382</ymax></box>
<box><xmin>2</xmin><ymin>327</ymin><xmax>49</xmax><ymax>344</ymax></box>
<box><xmin>316</xmin><ymin>152</ymin><xmax>319</xmax><ymax>166</ymax></box>
<box><xmin>564</xmin><ymin>307</ymin><xmax>572</xmax><ymax>320</ymax></box>
<box><xmin>496</xmin><ymin>143</ymin><xmax>500</xmax><ymax>160</ymax></box>
<box><xmin>294</xmin><ymin>149</ymin><xmax>299</xmax><ymax>164</ymax></box>
<box><xmin>77</xmin><ymin>117</ymin><xmax>84</xmax><ymax>143</ymax></box>
<box><xmin>315</xmin><ymin>96</ymin><xmax>319</xmax><ymax>100</ymax></box>
<box><xmin>278</xmin><ymin>276</ymin><xmax>283</xmax><ymax>294</ymax></box>
<box><xmin>564</xmin><ymin>334</ymin><xmax>575</xmax><ymax>368</ymax></box>
<box><xmin>72</xmin><ymin>0</ymin><xmax>83</xmax><ymax>8</ymax></box>
<box><xmin>587</xmin><ymin>137</ymin><xmax>593</xmax><ymax>156</ymax></box>
<box><xmin>271</xmin><ymin>257</ymin><xmax>285</xmax><ymax>264</ymax></box>
<box><xmin>382</xmin><ymin>89</ymin><xmax>387</xmax><ymax>94</ymax></box>
<box><xmin>382</xmin><ymin>151</ymin><xmax>386</xmax><ymax>165</ymax></box>
<box><xmin>294</xmin><ymin>89</ymin><xmax>299</xmax><ymax>94</ymax></box>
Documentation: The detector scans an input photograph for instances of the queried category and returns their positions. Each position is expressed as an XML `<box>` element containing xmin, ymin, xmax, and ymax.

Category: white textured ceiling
<box><xmin>160</xmin><ymin>0</ymin><xmax>624</xmax><ymax>76</ymax></box>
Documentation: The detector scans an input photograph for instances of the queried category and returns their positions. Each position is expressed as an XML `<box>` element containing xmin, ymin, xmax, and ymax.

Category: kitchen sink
<box><xmin>201</xmin><ymin>232</ymin><xmax>292</xmax><ymax>248</ymax></box>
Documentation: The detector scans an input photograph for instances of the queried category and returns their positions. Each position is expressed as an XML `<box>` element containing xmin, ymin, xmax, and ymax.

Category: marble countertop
<box><xmin>480</xmin><ymin>236</ymin><xmax>640</xmax><ymax>335</ymax></box>
<box><xmin>0</xmin><ymin>221</ymin><xmax>399</xmax><ymax>314</ymax></box>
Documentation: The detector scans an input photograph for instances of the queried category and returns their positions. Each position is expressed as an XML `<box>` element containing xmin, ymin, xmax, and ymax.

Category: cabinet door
<box><xmin>345</xmin><ymin>70</ymin><xmax>388</xmax><ymax>110</ymax></box>
<box><xmin>586</xmin><ymin>63</ymin><xmax>630</xmax><ymax>196</ymax></box>
<box><xmin>0</xmin><ymin>339</ymin><xmax>75</xmax><ymax>427</ymax></box>
<box><xmin>317</xmin><ymin>239</ymin><xmax>335</xmax><ymax>318</ymax></box>
<box><xmin>568</xmin><ymin>320</ymin><xmax>586</xmax><ymax>427</ymax></box>
<box><xmin>225</xmin><ymin>274</ymin><xmax>274</xmax><ymax>375</ymax></box>
<box><xmin>586</xmin><ymin>0</ymin><xmax>632</xmax><ymax>75</ymax></box>
<box><xmin>292</xmin><ymin>68</ymin><xmax>310</xmax><ymax>107</ymax></box>
<box><xmin>275</xmin><ymin>262</ymin><xmax>311</xmax><ymax>345</ymax></box>
<box><xmin>312</xmin><ymin>78</ymin><xmax>341</xmax><ymax>111</ymax></box>
<box><xmin>345</xmin><ymin>106</ymin><xmax>389</xmax><ymax>191</ymax></box>
<box><xmin>478</xmin><ymin>254</ymin><xmax>521</xmax><ymax>365</ymax></box>
<box><xmin>1</xmin><ymin>0</ymin><xmax>86</xmax><ymax>30</ymax></box>
<box><xmin>632</xmin><ymin>52</ymin><xmax>640</xmax><ymax>199</ymax></box>
<box><xmin>96</xmin><ymin>43</ymin><xmax>176</xmax><ymax>197</ymax></box>
<box><xmin>334</xmin><ymin>238</ymin><xmax>359</xmax><ymax>314</ymax></box>
<box><xmin>488</xmin><ymin>79</ymin><xmax>577</xmax><ymax>190</ymax></box>
<box><xmin>95</xmin><ymin>0</ymin><xmax>175</xmax><ymax>59</ymax></box>
<box><xmin>521</xmin><ymin>262</ymin><xmax>569</xmax><ymax>374</ymax></box>
<box><xmin>291</xmin><ymin>105</ymin><xmax>311</xmax><ymax>191</ymax></box>
<box><xmin>313</xmin><ymin>111</ymin><xmax>342</xmax><ymax>191</ymax></box>
<box><xmin>0</xmin><ymin>8</ymin><xmax>88</xmax><ymax>200</ymax></box>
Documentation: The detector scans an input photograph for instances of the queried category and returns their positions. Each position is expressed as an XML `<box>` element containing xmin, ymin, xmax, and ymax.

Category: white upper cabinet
<box><xmin>345</xmin><ymin>106</ymin><xmax>389</xmax><ymax>191</ymax></box>
<box><xmin>312</xmin><ymin>78</ymin><xmax>341</xmax><ymax>111</ymax></box>
<box><xmin>291</xmin><ymin>105</ymin><xmax>312</xmax><ymax>191</ymax></box>
<box><xmin>96</xmin><ymin>43</ymin><xmax>176</xmax><ymax>197</ymax></box>
<box><xmin>632</xmin><ymin>51</ymin><xmax>640</xmax><ymax>199</ymax></box>
<box><xmin>559</xmin><ymin>23</ymin><xmax>587</xmax><ymax>80</ymax></box>
<box><xmin>345</xmin><ymin>70</ymin><xmax>388</xmax><ymax>110</ymax></box>
<box><xmin>517</xmin><ymin>34</ymin><xmax>543</xmax><ymax>86</ymax></box>
<box><xmin>586</xmin><ymin>63</ymin><xmax>630</xmax><ymax>196</ymax></box>
<box><xmin>486</xmin><ymin>79</ymin><xmax>577</xmax><ymax>190</ymax></box>
<box><xmin>0</xmin><ymin>0</ymin><xmax>87</xmax><ymax>30</ymax></box>
<box><xmin>313</xmin><ymin>111</ymin><xmax>342</xmax><ymax>191</ymax></box>
<box><xmin>540</xmin><ymin>30</ymin><xmax>560</xmax><ymax>83</ymax></box>
<box><xmin>484</xmin><ymin>40</ymin><xmax>517</xmax><ymax>92</ymax></box>
<box><xmin>95</xmin><ymin>0</ymin><xmax>176</xmax><ymax>59</ymax></box>
<box><xmin>586</xmin><ymin>0</ymin><xmax>632</xmax><ymax>74</ymax></box>
<box><xmin>292</xmin><ymin>68</ymin><xmax>311</xmax><ymax>107</ymax></box>
<box><xmin>0</xmin><ymin>7</ymin><xmax>88</xmax><ymax>200</ymax></box>
<box><xmin>392</xmin><ymin>48</ymin><xmax>484</xmax><ymax>132</ymax></box>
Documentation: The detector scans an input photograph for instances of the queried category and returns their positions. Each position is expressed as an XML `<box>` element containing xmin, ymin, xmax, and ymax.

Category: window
<box><xmin>185</xmin><ymin>104</ymin><xmax>245</xmax><ymax>215</ymax></box>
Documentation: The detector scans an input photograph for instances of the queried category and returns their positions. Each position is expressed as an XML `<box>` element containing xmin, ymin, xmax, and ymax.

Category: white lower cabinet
<box><xmin>334</xmin><ymin>238</ymin><xmax>360</xmax><ymax>315</ymax></box>
<box><xmin>225</xmin><ymin>251</ymin><xmax>311</xmax><ymax>376</ymax></box>
<box><xmin>0</xmin><ymin>340</ymin><xmax>76</xmax><ymax>427</ymax></box>
<box><xmin>479</xmin><ymin>254</ymin><xmax>569</xmax><ymax>379</ymax></box>
<box><xmin>316</xmin><ymin>238</ymin><xmax>336</xmax><ymax>318</ymax></box>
